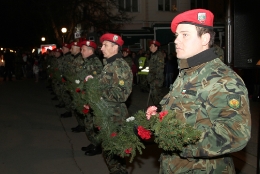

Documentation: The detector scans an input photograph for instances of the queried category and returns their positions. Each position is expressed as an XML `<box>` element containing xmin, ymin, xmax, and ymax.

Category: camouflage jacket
<box><xmin>77</xmin><ymin>54</ymin><xmax>103</xmax><ymax>81</ymax></box>
<box><xmin>98</xmin><ymin>53</ymin><xmax>133</xmax><ymax>124</ymax></box>
<box><xmin>159</xmin><ymin>48</ymin><xmax>251</xmax><ymax>174</ymax></box>
<box><xmin>60</xmin><ymin>52</ymin><xmax>73</xmax><ymax>74</ymax></box>
<box><xmin>214</xmin><ymin>44</ymin><xmax>224</xmax><ymax>62</ymax></box>
<box><xmin>71</xmin><ymin>53</ymin><xmax>84</xmax><ymax>73</ymax></box>
<box><xmin>147</xmin><ymin>50</ymin><xmax>165</xmax><ymax>87</ymax></box>
<box><xmin>123</xmin><ymin>55</ymin><xmax>133</xmax><ymax>69</ymax></box>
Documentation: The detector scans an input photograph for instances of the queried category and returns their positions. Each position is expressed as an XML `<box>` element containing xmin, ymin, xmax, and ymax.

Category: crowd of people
<box><xmin>1</xmin><ymin>8</ymin><xmax>251</xmax><ymax>174</ymax></box>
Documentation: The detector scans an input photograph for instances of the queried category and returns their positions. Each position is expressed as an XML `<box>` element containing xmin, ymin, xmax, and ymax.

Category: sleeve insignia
<box><xmin>119</xmin><ymin>80</ymin><xmax>124</xmax><ymax>86</ymax></box>
<box><xmin>227</xmin><ymin>94</ymin><xmax>241</xmax><ymax>109</ymax></box>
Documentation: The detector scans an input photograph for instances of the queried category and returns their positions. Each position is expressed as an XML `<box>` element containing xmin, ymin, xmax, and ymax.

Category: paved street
<box><xmin>0</xmin><ymin>77</ymin><xmax>259</xmax><ymax>174</ymax></box>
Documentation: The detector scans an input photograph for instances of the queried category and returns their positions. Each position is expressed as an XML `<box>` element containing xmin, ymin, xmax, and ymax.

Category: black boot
<box><xmin>85</xmin><ymin>145</ymin><xmax>102</xmax><ymax>156</ymax></box>
<box><xmin>81</xmin><ymin>144</ymin><xmax>95</xmax><ymax>151</ymax></box>
<box><xmin>71</xmin><ymin>125</ymin><xmax>85</xmax><ymax>132</ymax></box>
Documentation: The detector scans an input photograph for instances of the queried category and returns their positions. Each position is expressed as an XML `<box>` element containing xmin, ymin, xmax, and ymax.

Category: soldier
<box><xmin>60</xmin><ymin>43</ymin><xmax>74</xmax><ymax>118</ymax></box>
<box><xmin>99</xmin><ymin>33</ymin><xmax>133</xmax><ymax>174</ymax></box>
<box><xmin>214</xmin><ymin>40</ymin><xmax>225</xmax><ymax>62</ymax></box>
<box><xmin>122</xmin><ymin>47</ymin><xmax>133</xmax><ymax>107</ymax></box>
<box><xmin>147</xmin><ymin>40</ymin><xmax>165</xmax><ymax>109</ymax></box>
<box><xmin>159</xmin><ymin>9</ymin><xmax>251</xmax><ymax>173</ymax></box>
<box><xmin>122</xmin><ymin>48</ymin><xmax>133</xmax><ymax>68</ymax></box>
<box><xmin>69</xmin><ymin>41</ymin><xmax>85</xmax><ymax>132</ymax></box>
<box><xmin>77</xmin><ymin>40</ymin><xmax>103</xmax><ymax>156</ymax></box>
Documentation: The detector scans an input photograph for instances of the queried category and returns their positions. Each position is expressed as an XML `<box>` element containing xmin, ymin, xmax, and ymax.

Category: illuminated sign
<box><xmin>41</xmin><ymin>44</ymin><xmax>56</xmax><ymax>54</ymax></box>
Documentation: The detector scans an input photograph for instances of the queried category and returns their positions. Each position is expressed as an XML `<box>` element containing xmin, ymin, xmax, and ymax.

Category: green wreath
<box><xmin>79</xmin><ymin>77</ymin><xmax>202</xmax><ymax>162</ymax></box>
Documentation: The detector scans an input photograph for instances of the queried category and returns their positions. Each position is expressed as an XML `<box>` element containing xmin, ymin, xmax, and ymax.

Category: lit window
<box><xmin>118</xmin><ymin>0</ymin><xmax>139</xmax><ymax>12</ymax></box>
<box><xmin>158</xmin><ymin>0</ymin><xmax>177</xmax><ymax>12</ymax></box>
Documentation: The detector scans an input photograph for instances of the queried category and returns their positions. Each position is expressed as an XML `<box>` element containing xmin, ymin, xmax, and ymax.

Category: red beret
<box><xmin>171</xmin><ymin>9</ymin><xmax>214</xmax><ymax>33</ymax></box>
<box><xmin>53</xmin><ymin>48</ymin><xmax>62</xmax><ymax>53</ymax></box>
<box><xmin>122</xmin><ymin>48</ymin><xmax>131</xmax><ymax>53</ymax></box>
<box><xmin>100</xmin><ymin>33</ymin><xmax>124</xmax><ymax>46</ymax></box>
<box><xmin>71</xmin><ymin>41</ymin><xmax>81</xmax><ymax>47</ymax></box>
<box><xmin>80</xmin><ymin>40</ymin><xmax>97</xmax><ymax>50</ymax></box>
<box><xmin>149</xmin><ymin>40</ymin><xmax>160</xmax><ymax>47</ymax></box>
<box><xmin>62</xmin><ymin>43</ymin><xmax>71</xmax><ymax>49</ymax></box>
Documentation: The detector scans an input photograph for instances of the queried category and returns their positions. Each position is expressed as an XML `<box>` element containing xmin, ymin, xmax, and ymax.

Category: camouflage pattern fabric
<box><xmin>147</xmin><ymin>50</ymin><xmax>165</xmax><ymax>106</ymax></box>
<box><xmin>98</xmin><ymin>53</ymin><xmax>133</xmax><ymax>174</ymax></box>
<box><xmin>123</xmin><ymin>55</ymin><xmax>133</xmax><ymax>69</ymax></box>
<box><xmin>214</xmin><ymin>44</ymin><xmax>224</xmax><ymax>62</ymax></box>
<box><xmin>71</xmin><ymin>53</ymin><xmax>84</xmax><ymax>73</ymax></box>
<box><xmin>60</xmin><ymin>53</ymin><xmax>74</xmax><ymax>111</ymax></box>
<box><xmin>79</xmin><ymin>54</ymin><xmax>103</xmax><ymax>145</ymax></box>
<box><xmin>159</xmin><ymin>48</ymin><xmax>251</xmax><ymax>174</ymax></box>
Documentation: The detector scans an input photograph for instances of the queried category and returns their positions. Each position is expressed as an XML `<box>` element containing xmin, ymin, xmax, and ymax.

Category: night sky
<box><xmin>0</xmin><ymin>0</ymin><xmax>44</xmax><ymax>49</ymax></box>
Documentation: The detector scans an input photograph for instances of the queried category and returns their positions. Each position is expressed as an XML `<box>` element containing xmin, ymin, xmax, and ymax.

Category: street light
<box><xmin>61</xmin><ymin>27</ymin><xmax>67</xmax><ymax>43</ymax></box>
<box><xmin>41</xmin><ymin>37</ymin><xmax>46</xmax><ymax>42</ymax></box>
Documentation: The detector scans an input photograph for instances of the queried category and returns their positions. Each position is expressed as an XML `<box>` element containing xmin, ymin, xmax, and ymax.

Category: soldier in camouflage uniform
<box><xmin>99</xmin><ymin>33</ymin><xmax>133</xmax><ymax>174</ymax></box>
<box><xmin>122</xmin><ymin>48</ymin><xmax>133</xmax><ymax>68</ymax></box>
<box><xmin>122</xmin><ymin>47</ymin><xmax>133</xmax><ymax>108</ymax></box>
<box><xmin>159</xmin><ymin>9</ymin><xmax>251</xmax><ymax>174</ymax></box>
<box><xmin>77</xmin><ymin>40</ymin><xmax>103</xmax><ymax>156</ymax></box>
<box><xmin>69</xmin><ymin>41</ymin><xmax>85</xmax><ymax>132</ymax></box>
<box><xmin>147</xmin><ymin>40</ymin><xmax>165</xmax><ymax>108</ymax></box>
<box><xmin>50</xmin><ymin>48</ymin><xmax>64</xmax><ymax>106</ymax></box>
<box><xmin>213</xmin><ymin>42</ymin><xmax>224</xmax><ymax>62</ymax></box>
<box><xmin>60</xmin><ymin>43</ymin><xmax>74</xmax><ymax>118</ymax></box>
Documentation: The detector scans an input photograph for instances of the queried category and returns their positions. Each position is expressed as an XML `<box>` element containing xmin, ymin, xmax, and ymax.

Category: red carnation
<box><xmin>75</xmin><ymin>88</ymin><xmax>81</xmax><ymax>93</ymax></box>
<box><xmin>137</xmin><ymin>126</ymin><xmax>151</xmax><ymax>140</ymax></box>
<box><xmin>125</xmin><ymin>148</ymin><xmax>132</xmax><ymax>154</ymax></box>
<box><xmin>61</xmin><ymin>78</ymin><xmax>66</xmax><ymax>83</ymax></box>
<box><xmin>110</xmin><ymin>132</ymin><xmax>117</xmax><ymax>137</ymax></box>
<box><xmin>159</xmin><ymin>110</ymin><xmax>168</xmax><ymax>121</ymax></box>
<box><xmin>82</xmin><ymin>107</ymin><xmax>89</xmax><ymax>114</ymax></box>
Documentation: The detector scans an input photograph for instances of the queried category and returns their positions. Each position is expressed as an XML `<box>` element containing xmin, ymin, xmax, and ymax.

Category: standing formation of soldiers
<box><xmin>46</xmin><ymin>34</ymin><xmax>134</xmax><ymax>174</ymax></box>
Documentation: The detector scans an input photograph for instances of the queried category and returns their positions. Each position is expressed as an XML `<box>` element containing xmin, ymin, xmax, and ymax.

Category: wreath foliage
<box><xmin>78</xmin><ymin>77</ymin><xmax>202</xmax><ymax>163</ymax></box>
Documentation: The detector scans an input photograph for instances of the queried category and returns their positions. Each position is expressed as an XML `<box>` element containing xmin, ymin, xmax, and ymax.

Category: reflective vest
<box><xmin>138</xmin><ymin>57</ymin><xmax>149</xmax><ymax>75</ymax></box>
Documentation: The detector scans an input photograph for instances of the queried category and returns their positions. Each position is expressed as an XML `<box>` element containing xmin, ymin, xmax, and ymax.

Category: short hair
<box><xmin>111</xmin><ymin>42</ymin><xmax>122</xmax><ymax>53</ymax></box>
<box><xmin>196</xmin><ymin>26</ymin><xmax>215</xmax><ymax>48</ymax></box>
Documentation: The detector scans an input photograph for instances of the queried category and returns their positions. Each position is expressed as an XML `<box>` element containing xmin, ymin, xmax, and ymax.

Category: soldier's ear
<box><xmin>201</xmin><ymin>33</ymin><xmax>210</xmax><ymax>46</ymax></box>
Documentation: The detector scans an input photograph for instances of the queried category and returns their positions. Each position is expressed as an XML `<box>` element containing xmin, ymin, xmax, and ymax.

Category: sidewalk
<box><xmin>0</xmin><ymin>77</ymin><xmax>258</xmax><ymax>174</ymax></box>
<box><xmin>0</xmin><ymin>78</ymin><xmax>164</xmax><ymax>174</ymax></box>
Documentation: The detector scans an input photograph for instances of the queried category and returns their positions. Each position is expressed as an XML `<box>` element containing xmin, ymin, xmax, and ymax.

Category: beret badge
<box><xmin>113</xmin><ymin>35</ymin><xmax>118</xmax><ymax>42</ymax></box>
<box><xmin>197</xmin><ymin>12</ymin><xmax>206</xmax><ymax>24</ymax></box>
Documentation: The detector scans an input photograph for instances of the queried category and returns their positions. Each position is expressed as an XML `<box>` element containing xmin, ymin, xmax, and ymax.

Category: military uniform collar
<box><xmin>179</xmin><ymin>48</ymin><xmax>216</xmax><ymax>69</ymax></box>
<box><xmin>84</xmin><ymin>54</ymin><xmax>96</xmax><ymax>61</ymax></box>
<box><xmin>73</xmin><ymin>53</ymin><xmax>81</xmax><ymax>58</ymax></box>
<box><xmin>64</xmin><ymin>52</ymin><xmax>71</xmax><ymax>56</ymax></box>
<box><xmin>151</xmin><ymin>50</ymin><xmax>158</xmax><ymax>55</ymax></box>
<box><xmin>107</xmin><ymin>53</ymin><xmax>121</xmax><ymax>63</ymax></box>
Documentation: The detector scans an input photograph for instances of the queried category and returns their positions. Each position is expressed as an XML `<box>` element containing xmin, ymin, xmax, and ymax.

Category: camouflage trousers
<box><xmin>84</xmin><ymin>113</ymin><xmax>100</xmax><ymax>146</ymax></box>
<box><xmin>74</xmin><ymin>111</ymin><xmax>85</xmax><ymax>127</ymax></box>
<box><xmin>52</xmin><ymin>79</ymin><xmax>64</xmax><ymax>104</ymax></box>
<box><xmin>103</xmin><ymin>152</ymin><xmax>128</xmax><ymax>174</ymax></box>
<box><xmin>149</xmin><ymin>83</ymin><xmax>163</xmax><ymax>106</ymax></box>
<box><xmin>138</xmin><ymin>74</ymin><xmax>149</xmax><ymax>92</ymax></box>
<box><xmin>159</xmin><ymin>153</ymin><xmax>236</xmax><ymax>174</ymax></box>
<box><xmin>60</xmin><ymin>87</ymin><xmax>72</xmax><ymax>111</ymax></box>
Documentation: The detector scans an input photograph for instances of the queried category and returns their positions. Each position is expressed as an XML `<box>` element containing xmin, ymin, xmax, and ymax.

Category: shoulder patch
<box><xmin>227</xmin><ymin>94</ymin><xmax>241</xmax><ymax>109</ymax></box>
